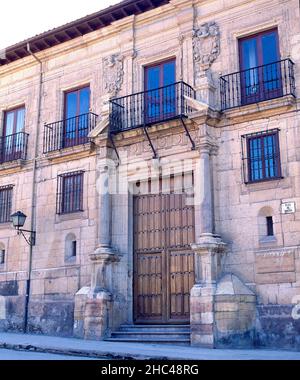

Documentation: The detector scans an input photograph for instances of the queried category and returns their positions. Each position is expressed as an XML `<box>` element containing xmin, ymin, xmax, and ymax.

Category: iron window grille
<box><xmin>241</xmin><ymin>129</ymin><xmax>282</xmax><ymax>184</ymax></box>
<box><xmin>0</xmin><ymin>185</ymin><xmax>13</xmax><ymax>223</ymax></box>
<box><xmin>56</xmin><ymin>171</ymin><xmax>84</xmax><ymax>215</ymax></box>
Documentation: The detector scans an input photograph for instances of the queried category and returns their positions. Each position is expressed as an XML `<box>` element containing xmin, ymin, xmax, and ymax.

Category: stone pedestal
<box><xmin>195</xmin><ymin>69</ymin><xmax>217</xmax><ymax>110</ymax></box>
<box><xmin>82</xmin><ymin>249</ymin><xmax>119</xmax><ymax>340</ymax></box>
<box><xmin>89</xmin><ymin>249</ymin><xmax>119</xmax><ymax>295</ymax></box>
<box><xmin>190</xmin><ymin>236</ymin><xmax>227</xmax><ymax>348</ymax></box>
<box><xmin>83</xmin><ymin>290</ymin><xmax>113</xmax><ymax>340</ymax></box>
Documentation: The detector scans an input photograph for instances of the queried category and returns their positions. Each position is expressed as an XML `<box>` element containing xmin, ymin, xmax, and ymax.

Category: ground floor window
<box><xmin>56</xmin><ymin>171</ymin><xmax>84</xmax><ymax>214</ymax></box>
<box><xmin>0</xmin><ymin>249</ymin><xmax>5</xmax><ymax>265</ymax></box>
<box><xmin>0</xmin><ymin>185</ymin><xmax>13</xmax><ymax>223</ymax></box>
<box><xmin>242</xmin><ymin>129</ymin><xmax>281</xmax><ymax>183</ymax></box>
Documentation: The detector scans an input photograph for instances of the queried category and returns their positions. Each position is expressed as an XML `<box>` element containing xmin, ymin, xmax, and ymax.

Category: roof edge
<box><xmin>0</xmin><ymin>0</ymin><xmax>170</xmax><ymax>66</ymax></box>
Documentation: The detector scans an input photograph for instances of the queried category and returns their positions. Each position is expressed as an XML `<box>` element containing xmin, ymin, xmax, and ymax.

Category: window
<box><xmin>144</xmin><ymin>59</ymin><xmax>176</xmax><ymax>123</ymax></box>
<box><xmin>242</xmin><ymin>129</ymin><xmax>281</xmax><ymax>183</ymax></box>
<box><xmin>2</xmin><ymin>107</ymin><xmax>26</xmax><ymax>162</ymax></box>
<box><xmin>266</xmin><ymin>216</ymin><xmax>274</xmax><ymax>236</ymax></box>
<box><xmin>71</xmin><ymin>241</ymin><xmax>77</xmax><ymax>257</ymax></box>
<box><xmin>239</xmin><ymin>29</ymin><xmax>281</xmax><ymax>104</ymax></box>
<box><xmin>258</xmin><ymin>207</ymin><xmax>276</xmax><ymax>244</ymax></box>
<box><xmin>64</xmin><ymin>86</ymin><xmax>90</xmax><ymax>148</ymax></box>
<box><xmin>57</xmin><ymin>171</ymin><xmax>84</xmax><ymax>214</ymax></box>
<box><xmin>0</xmin><ymin>185</ymin><xmax>13</xmax><ymax>223</ymax></box>
<box><xmin>0</xmin><ymin>249</ymin><xmax>5</xmax><ymax>265</ymax></box>
<box><xmin>65</xmin><ymin>233</ymin><xmax>77</xmax><ymax>261</ymax></box>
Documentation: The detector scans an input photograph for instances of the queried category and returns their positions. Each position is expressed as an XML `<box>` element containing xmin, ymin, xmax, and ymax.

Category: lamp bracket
<box><xmin>17</xmin><ymin>228</ymin><xmax>36</xmax><ymax>246</ymax></box>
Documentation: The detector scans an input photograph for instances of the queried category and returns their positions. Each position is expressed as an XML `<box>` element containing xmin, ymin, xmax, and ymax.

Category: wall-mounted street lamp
<box><xmin>10</xmin><ymin>211</ymin><xmax>36</xmax><ymax>246</ymax></box>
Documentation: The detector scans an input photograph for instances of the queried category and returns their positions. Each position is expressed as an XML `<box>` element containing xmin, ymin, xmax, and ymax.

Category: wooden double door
<box><xmin>133</xmin><ymin>177</ymin><xmax>195</xmax><ymax>324</ymax></box>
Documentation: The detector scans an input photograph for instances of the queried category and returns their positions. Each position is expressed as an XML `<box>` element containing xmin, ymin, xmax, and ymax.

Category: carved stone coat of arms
<box><xmin>193</xmin><ymin>21</ymin><xmax>220</xmax><ymax>73</ymax></box>
<box><xmin>103</xmin><ymin>53</ymin><xmax>124</xmax><ymax>97</ymax></box>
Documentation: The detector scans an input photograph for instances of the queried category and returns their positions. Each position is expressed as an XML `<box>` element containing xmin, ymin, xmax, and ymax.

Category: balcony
<box><xmin>43</xmin><ymin>112</ymin><xmax>98</xmax><ymax>154</ymax></box>
<box><xmin>109</xmin><ymin>81</ymin><xmax>196</xmax><ymax>134</ymax></box>
<box><xmin>220</xmin><ymin>59</ymin><xmax>295</xmax><ymax>111</ymax></box>
<box><xmin>0</xmin><ymin>132</ymin><xmax>28</xmax><ymax>164</ymax></box>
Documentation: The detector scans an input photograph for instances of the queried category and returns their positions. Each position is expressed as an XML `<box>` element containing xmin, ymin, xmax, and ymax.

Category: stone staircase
<box><xmin>106</xmin><ymin>324</ymin><xmax>191</xmax><ymax>345</ymax></box>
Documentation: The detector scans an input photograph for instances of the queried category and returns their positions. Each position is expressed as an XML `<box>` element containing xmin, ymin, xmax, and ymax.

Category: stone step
<box><xmin>111</xmin><ymin>331</ymin><xmax>190</xmax><ymax>339</ymax></box>
<box><xmin>107</xmin><ymin>324</ymin><xmax>191</xmax><ymax>346</ymax></box>
<box><xmin>118</xmin><ymin>325</ymin><xmax>190</xmax><ymax>333</ymax></box>
<box><xmin>106</xmin><ymin>337</ymin><xmax>190</xmax><ymax>346</ymax></box>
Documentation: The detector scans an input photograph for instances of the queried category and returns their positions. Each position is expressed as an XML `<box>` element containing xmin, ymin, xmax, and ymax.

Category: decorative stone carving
<box><xmin>193</xmin><ymin>21</ymin><xmax>220</xmax><ymax>72</ymax></box>
<box><xmin>103</xmin><ymin>53</ymin><xmax>124</xmax><ymax>96</ymax></box>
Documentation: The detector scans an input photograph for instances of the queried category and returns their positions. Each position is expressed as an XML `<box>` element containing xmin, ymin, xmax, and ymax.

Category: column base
<box><xmin>91</xmin><ymin>245</ymin><xmax>119</xmax><ymax>259</ymax></box>
<box><xmin>83</xmin><ymin>290</ymin><xmax>113</xmax><ymax>341</ymax></box>
<box><xmin>190</xmin><ymin>283</ymin><xmax>216</xmax><ymax>348</ymax></box>
<box><xmin>191</xmin><ymin>233</ymin><xmax>226</xmax><ymax>249</ymax></box>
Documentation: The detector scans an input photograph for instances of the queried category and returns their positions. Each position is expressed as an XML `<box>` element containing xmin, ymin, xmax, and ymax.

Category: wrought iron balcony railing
<box><xmin>43</xmin><ymin>112</ymin><xmax>98</xmax><ymax>153</ymax></box>
<box><xmin>109</xmin><ymin>81</ymin><xmax>195</xmax><ymax>134</ymax></box>
<box><xmin>0</xmin><ymin>132</ymin><xmax>29</xmax><ymax>164</ymax></box>
<box><xmin>220</xmin><ymin>58</ymin><xmax>296</xmax><ymax>111</ymax></box>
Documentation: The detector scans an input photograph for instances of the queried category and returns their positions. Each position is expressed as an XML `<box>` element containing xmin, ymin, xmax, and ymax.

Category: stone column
<box><xmin>196</xmin><ymin>145</ymin><xmax>214</xmax><ymax>239</ymax></box>
<box><xmin>84</xmin><ymin>159</ymin><xmax>120</xmax><ymax>341</ymax></box>
<box><xmin>190</xmin><ymin>141</ymin><xmax>226</xmax><ymax>348</ymax></box>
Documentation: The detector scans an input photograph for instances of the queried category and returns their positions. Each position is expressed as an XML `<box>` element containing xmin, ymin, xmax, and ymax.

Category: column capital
<box><xmin>198</xmin><ymin>139</ymin><xmax>219</xmax><ymax>156</ymax></box>
<box><xmin>97</xmin><ymin>158</ymin><xmax>117</xmax><ymax>174</ymax></box>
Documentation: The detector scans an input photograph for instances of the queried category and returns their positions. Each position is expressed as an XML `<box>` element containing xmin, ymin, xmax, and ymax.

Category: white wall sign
<box><xmin>281</xmin><ymin>202</ymin><xmax>296</xmax><ymax>214</ymax></box>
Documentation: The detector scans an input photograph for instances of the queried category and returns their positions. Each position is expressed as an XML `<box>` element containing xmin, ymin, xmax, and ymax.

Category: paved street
<box><xmin>0</xmin><ymin>348</ymin><xmax>99</xmax><ymax>360</ymax></box>
<box><xmin>0</xmin><ymin>333</ymin><xmax>300</xmax><ymax>360</ymax></box>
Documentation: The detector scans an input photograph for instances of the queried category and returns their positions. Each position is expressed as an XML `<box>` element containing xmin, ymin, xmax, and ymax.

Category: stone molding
<box><xmin>90</xmin><ymin>247</ymin><xmax>120</xmax><ymax>264</ymax></box>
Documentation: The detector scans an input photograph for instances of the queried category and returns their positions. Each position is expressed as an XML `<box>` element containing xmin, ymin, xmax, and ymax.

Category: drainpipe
<box><xmin>23</xmin><ymin>43</ymin><xmax>43</xmax><ymax>333</ymax></box>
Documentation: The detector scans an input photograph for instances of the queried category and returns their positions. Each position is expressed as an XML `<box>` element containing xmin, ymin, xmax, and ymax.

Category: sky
<box><xmin>0</xmin><ymin>0</ymin><xmax>121</xmax><ymax>50</ymax></box>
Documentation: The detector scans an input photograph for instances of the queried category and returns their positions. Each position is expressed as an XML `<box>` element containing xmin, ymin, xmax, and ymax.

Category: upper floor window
<box><xmin>239</xmin><ymin>29</ymin><xmax>282</xmax><ymax>104</ymax></box>
<box><xmin>0</xmin><ymin>185</ymin><xmax>13</xmax><ymax>223</ymax></box>
<box><xmin>144</xmin><ymin>59</ymin><xmax>176</xmax><ymax>123</ymax></box>
<box><xmin>63</xmin><ymin>86</ymin><xmax>90</xmax><ymax>148</ymax></box>
<box><xmin>244</xmin><ymin>129</ymin><xmax>281</xmax><ymax>183</ymax></box>
<box><xmin>56</xmin><ymin>171</ymin><xmax>84</xmax><ymax>215</ymax></box>
<box><xmin>2</xmin><ymin>107</ymin><xmax>27</xmax><ymax>163</ymax></box>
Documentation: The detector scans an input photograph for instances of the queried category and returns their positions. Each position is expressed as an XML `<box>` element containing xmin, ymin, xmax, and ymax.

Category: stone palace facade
<box><xmin>0</xmin><ymin>0</ymin><xmax>299</xmax><ymax>349</ymax></box>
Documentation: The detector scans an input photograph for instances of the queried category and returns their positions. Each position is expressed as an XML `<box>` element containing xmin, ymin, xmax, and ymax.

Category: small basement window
<box><xmin>65</xmin><ymin>233</ymin><xmax>77</xmax><ymax>261</ymax></box>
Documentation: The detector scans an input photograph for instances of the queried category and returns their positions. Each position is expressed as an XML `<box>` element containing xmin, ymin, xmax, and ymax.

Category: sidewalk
<box><xmin>0</xmin><ymin>332</ymin><xmax>299</xmax><ymax>360</ymax></box>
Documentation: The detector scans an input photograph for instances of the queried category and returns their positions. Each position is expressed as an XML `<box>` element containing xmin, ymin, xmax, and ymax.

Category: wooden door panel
<box><xmin>169</xmin><ymin>250</ymin><xmax>195</xmax><ymax>321</ymax></box>
<box><xmin>134</xmin><ymin>177</ymin><xmax>195</xmax><ymax>324</ymax></box>
<box><xmin>135</xmin><ymin>252</ymin><xmax>163</xmax><ymax>322</ymax></box>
